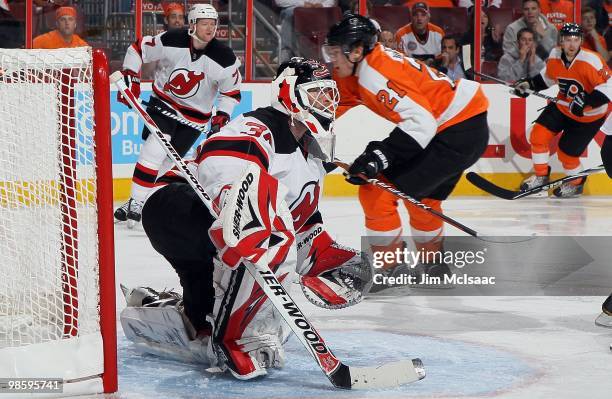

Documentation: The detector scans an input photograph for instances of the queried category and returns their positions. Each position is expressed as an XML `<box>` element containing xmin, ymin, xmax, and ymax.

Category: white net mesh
<box><xmin>0</xmin><ymin>48</ymin><xmax>100</xmax><ymax>348</ymax></box>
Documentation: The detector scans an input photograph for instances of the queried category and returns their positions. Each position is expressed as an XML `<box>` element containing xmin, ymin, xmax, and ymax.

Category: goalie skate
<box><xmin>120</xmin><ymin>285</ymin><xmax>210</xmax><ymax>364</ymax></box>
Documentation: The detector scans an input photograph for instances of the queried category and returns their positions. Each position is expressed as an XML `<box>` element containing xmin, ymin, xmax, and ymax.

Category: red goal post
<box><xmin>0</xmin><ymin>48</ymin><xmax>116</xmax><ymax>396</ymax></box>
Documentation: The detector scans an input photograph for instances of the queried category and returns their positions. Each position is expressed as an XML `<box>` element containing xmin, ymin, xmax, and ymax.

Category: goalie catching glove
<box><xmin>296</xmin><ymin>222</ymin><xmax>374</xmax><ymax>309</ymax></box>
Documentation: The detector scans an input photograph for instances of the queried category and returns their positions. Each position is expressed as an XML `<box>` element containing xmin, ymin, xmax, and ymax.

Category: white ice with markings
<box><xmin>111</xmin><ymin>197</ymin><xmax>612</xmax><ymax>399</ymax></box>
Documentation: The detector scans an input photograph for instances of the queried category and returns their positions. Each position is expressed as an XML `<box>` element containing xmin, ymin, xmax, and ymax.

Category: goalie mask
<box><xmin>271</xmin><ymin>57</ymin><xmax>339</xmax><ymax>162</ymax></box>
<box><xmin>187</xmin><ymin>3</ymin><xmax>218</xmax><ymax>40</ymax></box>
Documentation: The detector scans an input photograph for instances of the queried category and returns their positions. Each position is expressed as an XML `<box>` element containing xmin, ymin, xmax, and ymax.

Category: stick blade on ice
<box><xmin>334</xmin><ymin>359</ymin><xmax>425</xmax><ymax>389</ymax></box>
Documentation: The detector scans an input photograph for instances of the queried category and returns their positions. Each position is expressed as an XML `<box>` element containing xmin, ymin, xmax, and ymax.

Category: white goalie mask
<box><xmin>187</xmin><ymin>3</ymin><xmax>219</xmax><ymax>39</ymax></box>
<box><xmin>270</xmin><ymin>57</ymin><xmax>340</xmax><ymax>162</ymax></box>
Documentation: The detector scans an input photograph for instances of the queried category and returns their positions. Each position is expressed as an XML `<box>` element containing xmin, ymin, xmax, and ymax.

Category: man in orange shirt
<box><xmin>324</xmin><ymin>14</ymin><xmax>489</xmax><ymax>290</ymax></box>
<box><xmin>540</xmin><ymin>0</ymin><xmax>574</xmax><ymax>30</ymax></box>
<box><xmin>32</xmin><ymin>6</ymin><xmax>87</xmax><ymax>49</ymax></box>
<box><xmin>582</xmin><ymin>6</ymin><xmax>609</xmax><ymax>62</ymax></box>
<box><xmin>513</xmin><ymin>23</ymin><xmax>611</xmax><ymax>197</ymax></box>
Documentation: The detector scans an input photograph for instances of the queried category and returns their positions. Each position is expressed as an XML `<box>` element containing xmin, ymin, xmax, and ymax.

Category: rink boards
<box><xmin>108</xmin><ymin>83</ymin><xmax>611</xmax><ymax>199</ymax></box>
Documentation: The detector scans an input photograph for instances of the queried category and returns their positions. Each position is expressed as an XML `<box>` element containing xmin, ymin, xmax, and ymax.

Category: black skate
<box><xmin>368</xmin><ymin>264</ymin><xmax>412</xmax><ymax>295</ymax></box>
<box><xmin>409</xmin><ymin>262</ymin><xmax>455</xmax><ymax>289</ymax></box>
<box><xmin>114</xmin><ymin>198</ymin><xmax>144</xmax><ymax>227</ymax></box>
<box><xmin>520</xmin><ymin>172</ymin><xmax>550</xmax><ymax>197</ymax></box>
<box><xmin>552</xmin><ymin>176</ymin><xmax>587</xmax><ymax>198</ymax></box>
<box><xmin>595</xmin><ymin>294</ymin><xmax>612</xmax><ymax>328</ymax></box>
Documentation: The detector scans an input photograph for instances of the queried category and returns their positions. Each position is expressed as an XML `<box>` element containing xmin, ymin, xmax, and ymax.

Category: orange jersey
<box><xmin>540</xmin><ymin>47</ymin><xmax>611</xmax><ymax>122</ymax></box>
<box><xmin>335</xmin><ymin>44</ymin><xmax>488</xmax><ymax>149</ymax></box>
<box><xmin>32</xmin><ymin>30</ymin><xmax>88</xmax><ymax>49</ymax></box>
<box><xmin>395</xmin><ymin>23</ymin><xmax>445</xmax><ymax>59</ymax></box>
<box><xmin>540</xmin><ymin>0</ymin><xmax>574</xmax><ymax>30</ymax></box>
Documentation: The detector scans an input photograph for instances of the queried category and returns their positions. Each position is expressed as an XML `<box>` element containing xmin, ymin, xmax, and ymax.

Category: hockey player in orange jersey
<box><xmin>323</xmin><ymin>14</ymin><xmax>489</xmax><ymax>290</ymax></box>
<box><xmin>513</xmin><ymin>23</ymin><xmax>611</xmax><ymax>198</ymax></box>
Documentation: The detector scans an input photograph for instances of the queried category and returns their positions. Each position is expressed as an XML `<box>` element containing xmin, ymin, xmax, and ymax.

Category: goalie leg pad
<box><xmin>208</xmin><ymin>196</ymin><xmax>296</xmax><ymax>380</ymax></box>
<box><xmin>120</xmin><ymin>305</ymin><xmax>210</xmax><ymax>364</ymax></box>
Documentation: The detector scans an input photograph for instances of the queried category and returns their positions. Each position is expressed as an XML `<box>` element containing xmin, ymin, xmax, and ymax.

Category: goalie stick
<box><xmin>466</xmin><ymin>165</ymin><xmax>604</xmax><ymax>200</ymax></box>
<box><xmin>335</xmin><ymin>161</ymin><xmax>534</xmax><ymax>244</ymax></box>
<box><xmin>111</xmin><ymin>71</ymin><xmax>426</xmax><ymax>390</ymax></box>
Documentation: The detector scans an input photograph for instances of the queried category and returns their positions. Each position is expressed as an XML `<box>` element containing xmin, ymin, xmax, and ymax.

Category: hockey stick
<box><xmin>460</xmin><ymin>45</ymin><xmax>568</xmax><ymax>106</ymax></box>
<box><xmin>466</xmin><ymin>165</ymin><xmax>605</xmax><ymax>200</ymax></box>
<box><xmin>141</xmin><ymin>100</ymin><xmax>209</xmax><ymax>135</ymax></box>
<box><xmin>111</xmin><ymin>71</ymin><xmax>425</xmax><ymax>389</ymax></box>
<box><xmin>473</xmin><ymin>71</ymin><xmax>569</xmax><ymax>106</ymax></box>
<box><xmin>335</xmin><ymin>161</ymin><xmax>534</xmax><ymax>244</ymax></box>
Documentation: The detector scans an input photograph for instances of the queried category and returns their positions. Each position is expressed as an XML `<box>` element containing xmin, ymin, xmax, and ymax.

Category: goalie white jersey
<box><xmin>153</xmin><ymin>106</ymin><xmax>326</xmax><ymax>232</ymax></box>
<box><xmin>123</xmin><ymin>28</ymin><xmax>242</xmax><ymax>124</ymax></box>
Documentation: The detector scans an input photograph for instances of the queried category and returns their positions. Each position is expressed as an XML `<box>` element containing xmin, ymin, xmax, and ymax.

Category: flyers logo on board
<box><xmin>163</xmin><ymin>69</ymin><xmax>205</xmax><ymax>99</ymax></box>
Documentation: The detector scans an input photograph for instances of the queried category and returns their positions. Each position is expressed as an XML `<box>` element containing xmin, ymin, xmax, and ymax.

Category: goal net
<box><xmin>0</xmin><ymin>47</ymin><xmax>116</xmax><ymax>396</ymax></box>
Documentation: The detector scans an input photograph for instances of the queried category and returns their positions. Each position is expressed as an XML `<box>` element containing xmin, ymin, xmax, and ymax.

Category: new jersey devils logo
<box><xmin>163</xmin><ymin>69</ymin><xmax>205</xmax><ymax>99</ymax></box>
<box><xmin>290</xmin><ymin>181</ymin><xmax>320</xmax><ymax>230</ymax></box>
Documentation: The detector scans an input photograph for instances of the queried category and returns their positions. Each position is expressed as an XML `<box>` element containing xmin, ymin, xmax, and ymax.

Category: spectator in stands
<box><xmin>33</xmin><ymin>6</ymin><xmax>87</xmax><ymax>49</ymax></box>
<box><xmin>434</xmin><ymin>35</ymin><xmax>467</xmax><ymax>81</ymax></box>
<box><xmin>582</xmin><ymin>6</ymin><xmax>609</xmax><ymax>62</ymax></box>
<box><xmin>0</xmin><ymin>1</ymin><xmax>24</xmax><ymax>48</ymax></box>
<box><xmin>404</xmin><ymin>0</ymin><xmax>454</xmax><ymax>7</ymax></box>
<box><xmin>583</xmin><ymin>0</ymin><xmax>609</xmax><ymax>34</ymax></box>
<box><xmin>457</xmin><ymin>0</ymin><xmax>502</xmax><ymax>8</ymax></box>
<box><xmin>540</xmin><ymin>0</ymin><xmax>573</xmax><ymax>30</ymax></box>
<box><xmin>498</xmin><ymin>27</ymin><xmax>545</xmax><ymax>82</ymax></box>
<box><xmin>163</xmin><ymin>2</ymin><xmax>185</xmax><ymax>30</ymax></box>
<box><xmin>503</xmin><ymin>0</ymin><xmax>558</xmax><ymax>61</ymax></box>
<box><xmin>379</xmin><ymin>29</ymin><xmax>395</xmax><ymax>48</ymax></box>
<box><xmin>461</xmin><ymin>9</ymin><xmax>503</xmax><ymax>61</ymax></box>
<box><xmin>395</xmin><ymin>2</ymin><xmax>444</xmax><ymax>65</ymax></box>
<box><xmin>275</xmin><ymin>0</ymin><xmax>336</xmax><ymax>62</ymax></box>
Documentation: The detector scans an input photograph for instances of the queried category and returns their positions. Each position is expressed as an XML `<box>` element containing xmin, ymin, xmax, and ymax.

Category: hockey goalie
<box><xmin>120</xmin><ymin>58</ymin><xmax>373</xmax><ymax>380</ymax></box>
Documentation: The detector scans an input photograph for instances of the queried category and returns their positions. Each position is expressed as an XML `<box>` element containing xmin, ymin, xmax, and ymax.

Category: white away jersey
<box><xmin>123</xmin><ymin>29</ymin><xmax>242</xmax><ymax>124</ymax></box>
<box><xmin>153</xmin><ymin>107</ymin><xmax>326</xmax><ymax>232</ymax></box>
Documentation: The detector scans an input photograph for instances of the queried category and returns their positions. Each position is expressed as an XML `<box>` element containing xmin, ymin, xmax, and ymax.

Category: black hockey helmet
<box><xmin>324</xmin><ymin>14</ymin><xmax>378</xmax><ymax>59</ymax></box>
<box><xmin>271</xmin><ymin>57</ymin><xmax>339</xmax><ymax>161</ymax></box>
<box><xmin>559</xmin><ymin>23</ymin><xmax>583</xmax><ymax>38</ymax></box>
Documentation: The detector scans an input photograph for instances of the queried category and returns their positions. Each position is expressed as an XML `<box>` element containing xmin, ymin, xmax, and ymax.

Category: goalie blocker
<box><xmin>138</xmin><ymin>58</ymin><xmax>376</xmax><ymax>380</ymax></box>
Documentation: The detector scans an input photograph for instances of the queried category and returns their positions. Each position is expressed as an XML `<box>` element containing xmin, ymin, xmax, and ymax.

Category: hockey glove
<box><xmin>511</xmin><ymin>78</ymin><xmax>532</xmax><ymax>98</ymax></box>
<box><xmin>296</xmin><ymin>223</ymin><xmax>373</xmax><ymax>309</ymax></box>
<box><xmin>569</xmin><ymin>91</ymin><xmax>586</xmax><ymax>117</ymax></box>
<box><xmin>210</xmin><ymin>111</ymin><xmax>230</xmax><ymax>134</ymax></box>
<box><xmin>117</xmin><ymin>70</ymin><xmax>141</xmax><ymax>108</ymax></box>
<box><xmin>346</xmin><ymin>142</ymin><xmax>394</xmax><ymax>185</ymax></box>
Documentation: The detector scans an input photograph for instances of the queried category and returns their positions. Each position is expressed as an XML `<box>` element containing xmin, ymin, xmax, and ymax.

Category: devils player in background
<box><xmin>124</xmin><ymin>58</ymin><xmax>372</xmax><ymax>380</ymax></box>
<box><xmin>323</xmin><ymin>14</ymin><xmax>489</xmax><ymax>290</ymax></box>
<box><xmin>512</xmin><ymin>23</ymin><xmax>611</xmax><ymax>198</ymax></box>
<box><xmin>114</xmin><ymin>3</ymin><xmax>242</xmax><ymax>226</ymax></box>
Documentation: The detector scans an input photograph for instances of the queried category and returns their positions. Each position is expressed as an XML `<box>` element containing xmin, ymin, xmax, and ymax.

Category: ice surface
<box><xmin>111</xmin><ymin>197</ymin><xmax>612</xmax><ymax>399</ymax></box>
